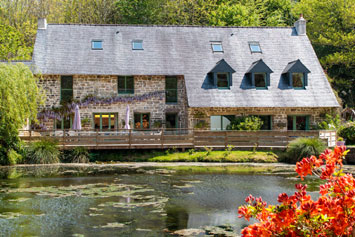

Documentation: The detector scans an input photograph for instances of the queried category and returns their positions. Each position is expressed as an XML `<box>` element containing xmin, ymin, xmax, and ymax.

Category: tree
<box><xmin>0</xmin><ymin>24</ymin><xmax>32</xmax><ymax>60</ymax></box>
<box><xmin>0</xmin><ymin>63</ymin><xmax>44</xmax><ymax>164</ymax></box>
<box><xmin>292</xmin><ymin>0</ymin><xmax>355</xmax><ymax>107</ymax></box>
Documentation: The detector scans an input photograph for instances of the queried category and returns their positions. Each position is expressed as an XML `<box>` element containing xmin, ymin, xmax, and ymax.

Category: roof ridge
<box><xmin>47</xmin><ymin>23</ymin><xmax>293</xmax><ymax>29</ymax></box>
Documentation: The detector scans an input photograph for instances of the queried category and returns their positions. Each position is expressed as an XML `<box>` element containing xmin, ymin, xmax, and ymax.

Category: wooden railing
<box><xmin>19</xmin><ymin>129</ymin><xmax>334</xmax><ymax>149</ymax></box>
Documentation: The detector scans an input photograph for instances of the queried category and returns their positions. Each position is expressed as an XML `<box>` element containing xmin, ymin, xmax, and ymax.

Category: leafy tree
<box><xmin>0</xmin><ymin>24</ymin><xmax>32</xmax><ymax>60</ymax></box>
<box><xmin>226</xmin><ymin>116</ymin><xmax>263</xmax><ymax>131</ymax></box>
<box><xmin>292</xmin><ymin>0</ymin><xmax>355</xmax><ymax>107</ymax></box>
<box><xmin>0</xmin><ymin>63</ymin><xmax>44</xmax><ymax>164</ymax></box>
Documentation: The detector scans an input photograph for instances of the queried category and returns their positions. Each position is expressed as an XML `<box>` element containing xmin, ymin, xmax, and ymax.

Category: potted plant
<box><xmin>336</xmin><ymin>137</ymin><xmax>345</xmax><ymax>146</ymax></box>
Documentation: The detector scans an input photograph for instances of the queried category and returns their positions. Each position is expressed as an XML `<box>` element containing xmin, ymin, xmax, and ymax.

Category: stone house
<box><xmin>30</xmin><ymin>17</ymin><xmax>339</xmax><ymax>131</ymax></box>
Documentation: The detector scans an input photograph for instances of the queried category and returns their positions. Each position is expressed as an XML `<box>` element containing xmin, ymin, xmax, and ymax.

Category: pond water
<box><xmin>0</xmin><ymin>165</ymin><xmax>320</xmax><ymax>236</ymax></box>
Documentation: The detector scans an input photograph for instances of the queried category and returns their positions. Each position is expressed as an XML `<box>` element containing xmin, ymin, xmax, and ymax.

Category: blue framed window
<box><xmin>211</xmin><ymin>42</ymin><xmax>223</xmax><ymax>52</ymax></box>
<box><xmin>91</xmin><ymin>40</ymin><xmax>103</xmax><ymax>50</ymax></box>
<box><xmin>292</xmin><ymin>73</ymin><xmax>305</xmax><ymax>89</ymax></box>
<box><xmin>132</xmin><ymin>40</ymin><xmax>143</xmax><ymax>50</ymax></box>
<box><xmin>60</xmin><ymin>76</ymin><xmax>73</xmax><ymax>103</ymax></box>
<box><xmin>249</xmin><ymin>42</ymin><xmax>262</xmax><ymax>53</ymax></box>
<box><xmin>210</xmin><ymin>115</ymin><xmax>234</xmax><ymax>130</ymax></box>
<box><xmin>287</xmin><ymin>115</ymin><xmax>310</xmax><ymax>131</ymax></box>
<box><xmin>118</xmin><ymin>76</ymin><xmax>134</xmax><ymax>94</ymax></box>
<box><xmin>165</xmin><ymin>76</ymin><xmax>178</xmax><ymax>103</ymax></box>
<box><xmin>217</xmin><ymin>73</ymin><xmax>230</xmax><ymax>89</ymax></box>
<box><xmin>254</xmin><ymin>73</ymin><xmax>267</xmax><ymax>89</ymax></box>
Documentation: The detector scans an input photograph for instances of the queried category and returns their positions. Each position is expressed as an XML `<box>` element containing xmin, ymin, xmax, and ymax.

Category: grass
<box><xmin>91</xmin><ymin>149</ymin><xmax>279</xmax><ymax>163</ymax></box>
<box><xmin>165</xmin><ymin>165</ymin><xmax>275</xmax><ymax>174</ymax></box>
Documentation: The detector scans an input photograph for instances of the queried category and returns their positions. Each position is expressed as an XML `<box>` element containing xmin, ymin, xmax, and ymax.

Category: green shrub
<box><xmin>25</xmin><ymin>139</ymin><xmax>60</xmax><ymax>164</ymax></box>
<box><xmin>226</xmin><ymin>116</ymin><xmax>263</xmax><ymax>130</ymax></box>
<box><xmin>338</xmin><ymin>122</ymin><xmax>355</xmax><ymax>145</ymax></box>
<box><xmin>317</xmin><ymin>113</ymin><xmax>341</xmax><ymax>130</ymax></box>
<box><xmin>64</xmin><ymin>147</ymin><xmax>90</xmax><ymax>163</ymax></box>
<box><xmin>286</xmin><ymin>137</ymin><xmax>326</xmax><ymax>163</ymax></box>
<box><xmin>7</xmin><ymin>149</ymin><xmax>23</xmax><ymax>165</ymax></box>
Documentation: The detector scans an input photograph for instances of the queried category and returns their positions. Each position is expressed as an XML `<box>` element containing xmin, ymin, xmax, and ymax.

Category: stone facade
<box><xmin>39</xmin><ymin>75</ymin><xmax>336</xmax><ymax>131</ymax></box>
<box><xmin>188</xmin><ymin>107</ymin><xmax>337</xmax><ymax>131</ymax></box>
<box><xmin>39</xmin><ymin>75</ymin><xmax>188</xmax><ymax>129</ymax></box>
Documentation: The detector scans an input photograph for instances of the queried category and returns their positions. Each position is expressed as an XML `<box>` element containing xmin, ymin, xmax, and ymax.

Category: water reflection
<box><xmin>0</xmin><ymin>166</ymin><xmax>320</xmax><ymax>236</ymax></box>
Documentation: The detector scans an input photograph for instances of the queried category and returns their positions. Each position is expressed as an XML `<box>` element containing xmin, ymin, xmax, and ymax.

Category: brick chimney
<box><xmin>294</xmin><ymin>14</ymin><xmax>306</xmax><ymax>36</ymax></box>
<box><xmin>38</xmin><ymin>18</ymin><xmax>47</xmax><ymax>30</ymax></box>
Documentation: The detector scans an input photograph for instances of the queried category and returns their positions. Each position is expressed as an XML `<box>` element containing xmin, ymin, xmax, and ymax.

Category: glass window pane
<box><xmin>166</xmin><ymin>90</ymin><xmax>177</xmax><ymax>103</ymax></box>
<box><xmin>166</xmin><ymin>77</ymin><xmax>177</xmax><ymax>89</ymax></box>
<box><xmin>166</xmin><ymin>113</ymin><xmax>177</xmax><ymax>129</ymax></box>
<box><xmin>212</xmin><ymin>43</ymin><xmax>223</xmax><ymax>52</ymax></box>
<box><xmin>296</xmin><ymin>116</ymin><xmax>306</xmax><ymax>130</ymax></box>
<box><xmin>61</xmin><ymin>76</ymin><xmax>73</xmax><ymax>89</ymax></box>
<box><xmin>134</xmin><ymin>113</ymin><xmax>141</xmax><ymax>129</ymax></box>
<box><xmin>222</xmin><ymin>116</ymin><xmax>232</xmax><ymax>130</ymax></box>
<box><xmin>126</xmin><ymin>76</ymin><xmax>134</xmax><ymax>92</ymax></box>
<box><xmin>250</xmin><ymin>43</ymin><xmax>261</xmax><ymax>53</ymax></box>
<box><xmin>61</xmin><ymin>90</ymin><xmax>73</xmax><ymax>103</ymax></box>
<box><xmin>94</xmin><ymin>114</ymin><xmax>100</xmax><ymax>129</ymax></box>
<box><xmin>92</xmin><ymin>41</ymin><xmax>102</xmax><ymax>49</ymax></box>
<box><xmin>132</xmin><ymin>41</ymin><xmax>143</xmax><ymax>50</ymax></box>
<box><xmin>210</xmin><ymin>116</ymin><xmax>222</xmax><ymax>130</ymax></box>
<box><xmin>134</xmin><ymin>113</ymin><xmax>150</xmax><ymax>129</ymax></box>
<box><xmin>292</xmin><ymin>73</ymin><xmax>304</xmax><ymax>88</ymax></box>
<box><xmin>287</xmin><ymin>116</ymin><xmax>294</xmax><ymax>130</ymax></box>
<box><xmin>118</xmin><ymin>76</ymin><xmax>134</xmax><ymax>94</ymax></box>
<box><xmin>217</xmin><ymin>73</ymin><xmax>229</xmax><ymax>88</ymax></box>
<box><xmin>254</xmin><ymin>73</ymin><xmax>266</xmax><ymax>88</ymax></box>
<box><xmin>258</xmin><ymin>115</ymin><xmax>271</xmax><ymax>130</ymax></box>
<box><xmin>142</xmin><ymin>113</ymin><xmax>149</xmax><ymax>129</ymax></box>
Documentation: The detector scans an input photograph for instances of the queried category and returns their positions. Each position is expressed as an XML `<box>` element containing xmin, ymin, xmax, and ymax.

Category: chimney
<box><xmin>294</xmin><ymin>14</ymin><xmax>306</xmax><ymax>36</ymax></box>
<box><xmin>38</xmin><ymin>18</ymin><xmax>47</xmax><ymax>30</ymax></box>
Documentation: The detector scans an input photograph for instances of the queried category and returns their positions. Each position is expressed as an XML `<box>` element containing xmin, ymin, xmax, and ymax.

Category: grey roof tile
<box><xmin>32</xmin><ymin>24</ymin><xmax>339</xmax><ymax>108</ymax></box>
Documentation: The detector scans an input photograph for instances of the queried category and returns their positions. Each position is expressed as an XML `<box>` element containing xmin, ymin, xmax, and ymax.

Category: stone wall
<box><xmin>188</xmin><ymin>107</ymin><xmax>337</xmax><ymax>131</ymax></box>
<box><xmin>39</xmin><ymin>75</ymin><xmax>188</xmax><ymax>129</ymax></box>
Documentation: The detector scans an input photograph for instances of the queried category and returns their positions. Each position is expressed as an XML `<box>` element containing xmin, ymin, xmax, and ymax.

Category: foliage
<box><xmin>338</xmin><ymin>122</ymin><xmax>355</xmax><ymax>145</ymax></box>
<box><xmin>286</xmin><ymin>137</ymin><xmax>326</xmax><ymax>163</ymax></box>
<box><xmin>292</xmin><ymin>0</ymin><xmax>355</xmax><ymax>107</ymax></box>
<box><xmin>0</xmin><ymin>24</ymin><xmax>32</xmax><ymax>60</ymax></box>
<box><xmin>63</xmin><ymin>147</ymin><xmax>90</xmax><ymax>163</ymax></box>
<box><xmin>223</xmin><ymin>145</ymin><xmax>234</xmax><ymax>159</ymax></box>
<box><xmin>238</xmin><ymin>146</ymin><xmax>355</xmax><ymax>236</ymax></box>
<box><xmin>7</xmin><ymin>149</ymin><xmax>23</xmax><ymax>165</ymax></box>
<box><xmin>317</xmin><ymin>113</ymin><xmax>341</xmax><ymax>130</ymax></box>
<box><xmin>226</xmin><ymin>116</ymin><xmax>263</xmax><ymax>131</ymax></box>
<box><xmin>25</xmin><ymin>139</ymin><xmax>60</xmax><ymax>164</ymax></box>
<box><xmin>194</xmin><ymin>120</ymin><xmax>208</xmax><ymax>129</ymax></box>
<box><xmin>0</xmin><ymin>64</ymin><xmax>44</xmax><ymax>165</ymax></box>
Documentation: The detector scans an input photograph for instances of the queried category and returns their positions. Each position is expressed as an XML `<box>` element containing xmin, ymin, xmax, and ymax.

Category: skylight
<box><xmin>92</xmin><ymin>40</ymin><xmax>103</xmax><ymax>50</ymax></box>
<box><xmin>249</xmin><ymin>42</ymin><xmax>262</xmax><ymax>53</ymax></box>
<box><xmin>211</xmin><ymin>42</ymin><xmax>223</xmax><ymax>52</ymax></box>
<box><xmin>132</xmin><ymin>40</ymin><xmax>143</xmax><ymax>50</ymax></box>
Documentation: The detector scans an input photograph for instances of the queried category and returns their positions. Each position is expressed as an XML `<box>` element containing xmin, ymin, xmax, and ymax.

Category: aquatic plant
<box><xmin>25</xmin><ymin>139</ymin><xmax>60</xmax><ymax>164</ymax></box>
<box><xmin>239</xmin><ymin>146</ymin><xmax>355</xmax><ymax>236</ymax></box>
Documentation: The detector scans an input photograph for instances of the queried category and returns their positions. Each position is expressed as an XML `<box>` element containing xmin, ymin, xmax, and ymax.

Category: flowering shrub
<box><xmin>238</xmin><ymin>146</ymin><xmax>355</xmax><ymax>236</ymax></box>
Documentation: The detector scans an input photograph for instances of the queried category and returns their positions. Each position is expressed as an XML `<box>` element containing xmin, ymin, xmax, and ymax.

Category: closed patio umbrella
<box><xmin>125</xmin><ymin>105</ymin><xmax>130</xmax><ymax>129</ymax></box>
<box><xmin>72</xmin><ymin>105</ymin><xmax>82</xmax><ymax>130</ymax></box>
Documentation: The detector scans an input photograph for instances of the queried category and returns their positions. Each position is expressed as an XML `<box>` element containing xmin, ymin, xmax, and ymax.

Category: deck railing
<box><xmin>19</xmin><ymin>129</ymin><xmax>336</xmax><ymax>149</ymax></box>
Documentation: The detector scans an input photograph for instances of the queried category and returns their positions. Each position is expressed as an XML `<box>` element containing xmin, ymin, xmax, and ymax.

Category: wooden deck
<box><xmin>19</xmin><ymin>129</ymin><xmax>336</xmax><ymax>150</ymax></box>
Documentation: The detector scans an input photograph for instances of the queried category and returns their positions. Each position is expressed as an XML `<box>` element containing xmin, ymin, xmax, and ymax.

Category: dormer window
<box><xmin>92</xmin><ymin>40</ymin><xmax>103</xmax><ymax>50</ymax></box>
<box><xmin>211</xmin><ymin>42</ymin><xmax>223</xmax><ymax>52</ymax></box>
<box><xmin>208</xmin><ymin>59</ymin><xmax>236</xmax><ymax>90</ymax></box>
<box><xmin>254</xmin><ymin>73</ymin><xmax>267</xmax><ymax>89</ymax></box>
<box><xmin>282</xmin><ymin>60</ymin><xmax>310</xmax><ymax>89</ymax></box>
<box><xmin>217</xmin><ymin>73</ymin><xmax>229</xmax><ymax>89</ymax></box>
<box><xmin>246</xmin><ymin>59</ymin><xmax>273</xmax><ymax>89</ymax></box>
<box><xmin>132</xmin><ymin>40</ymin><xmax>143</xmax><ymax>50</ymax></box>
<box><xmin>249</xmin><ymin>42</ymin><xmax>261</xmax><ymax>53</ymax></box>
<box><xmin>292</xmin><ymin>73</ymin><xmax>305</xmax><ymax>88</ymax></box>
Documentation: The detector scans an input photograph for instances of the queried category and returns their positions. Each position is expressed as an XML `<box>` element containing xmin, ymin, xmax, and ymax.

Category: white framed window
<box><xmin>132</xmin><ymin>40</ymin><xmax>143</xmax><ymax>50</ymax></box>
<box><xmin>249</xmin><ymin>42</ymin><xmax>261</xmax><ymax>53</ymax></box>
<box><xmin>211</xmin><ymin>42</ymin><xmax>223</xmax><ymax>52</ymax></box>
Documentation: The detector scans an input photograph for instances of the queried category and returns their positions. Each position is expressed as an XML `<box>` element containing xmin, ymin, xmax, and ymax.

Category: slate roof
<box><xmin>209</xmin><ymin>59</ymin><xmax>236</xmax><ymax>73</ymax></box>
<box><xmin>32</xmin><ymin>23</ymin><xmax>339</xmax><ymax>108</ymax></box>
<box><xmin>282</xmin><ymin>59</ymin><xmax>311</xmax><ymax>74</ymax></box>
<box><xmin>246</xmin><ymin>59</ymin><xmax>273</xmax><ymax>74</ymax></box>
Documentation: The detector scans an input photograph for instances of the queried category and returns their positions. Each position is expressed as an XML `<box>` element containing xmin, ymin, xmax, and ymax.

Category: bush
<box><xmin>317</xmin><ymin>113</ymin><xmax>341</xmax><ymax>130</ymax></box>
<box><xmin>7</xmin><ymin>149</ymin><xmax>23</xmax><ymax>165</ymax></box>
<box><xmin>338</xmin><ymin>122</ymin><xmax>355</xmax><ymax>145</ymax></box>
<box><xmin>64</xmin><ymin>147</ymin><xmax>90</xmax><ymax>163</ymax></box>
<box><xmin>285</xmin><ymin>137</ymin><xmax>326</xmax><ymax>163</ymax></box>
<box><xmin>25</xmin><ymin>139</ymin><xmax>60</xmax><ymax>164</ymax></box>
<box><xmin>239</xmin><ymin>146</ymin><xmax>354</xmax><ymax>236</ymax></box>
<box><xmin>226</xmin><ymin>116</ymin><xmax>263</xmax><ymax>131</ymax></box>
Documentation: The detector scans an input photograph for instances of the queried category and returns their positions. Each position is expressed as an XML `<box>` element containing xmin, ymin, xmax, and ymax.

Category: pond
<box><xmin>0</xmin><ymin>165</ymin><xmax>321</xmax><ymax>236</ymax></box>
